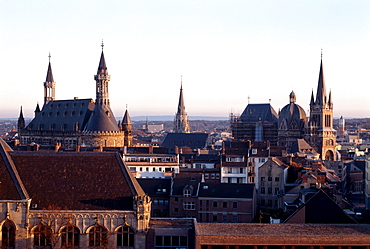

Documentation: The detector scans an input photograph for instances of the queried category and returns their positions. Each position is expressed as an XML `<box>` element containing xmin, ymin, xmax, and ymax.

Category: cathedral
<box><xmin>231</xmin><ymin>56</ymin><xmax>337</xmax><ymax>161</ymax></box>
<box><xmin>18</xmin><ymin>44</ymin><xmax>132</xmax><ymax>148</ymax></box>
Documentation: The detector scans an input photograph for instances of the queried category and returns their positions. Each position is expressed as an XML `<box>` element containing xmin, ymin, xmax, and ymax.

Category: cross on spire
<box><xmin>48</xmin><ymin>52</ymin><xmax>51</xmax><ymax>62</ymax></box>
<box><xmin>101</xmin><ymin>39</ymin><xmax>104</xmax><ymax>50</ymax></box>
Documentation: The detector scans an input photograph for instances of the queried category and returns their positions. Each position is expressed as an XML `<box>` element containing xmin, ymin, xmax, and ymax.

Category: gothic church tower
<box><xmin>307</xmin><ymin>55</ymin><xmax>336</xmax><ymax>160</ymax></box>
<box><xmin>174</xmin><ymin>77</ymin><xmax>190</xmax><ymax>133</ymax></box>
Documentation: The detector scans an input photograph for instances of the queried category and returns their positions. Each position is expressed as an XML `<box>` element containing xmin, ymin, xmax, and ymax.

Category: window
<box><xmin>261</xmin><ymin>177</ymin><xmax>265</xmax><ymax>182</ymax></box>
<box><xmin>232</xmin><ymin>215</ymin><xmax>238</xmax><ymax>223</ymax></box>
<box><xmin>2</xmin><ymin>219</ymin><xmax>16</xmax><ymax>248</ymax></box>
<box><xmin>268</xmin><ymin>177</ymin><xmax>272</xmax><ymax>181</ymax></box>
<box><xmin>117</xmin><ymin>226</ymin><xmax>134</xmax><ymax>247</ymax></box>
<box><xmin>261</xmin><ymin>187</ymin><xmax>265</xmax><ymax>194</ymax></box>
<box><xmin>89</xmin><ymin>225</ymin><xmax>108</xmax><ymax>247</ymax></box>
<box><xmin>204</xmin><ymin>174</ymin><xmax>209</xmax><ymax>179</ymax></box>
<box><xmin>233</xmin><ymin>201</ymin><xmax>238</xmax><ymax>209</ymax></box>
<box><xmin>60</xmin><ymin>224</ymin><xmax>80</xmax><ymax>248</ymax></box>
<box><xmin>275</xmin><ymin>188</ymin><xmax>280</xmax><ymax>195</ymax></box>
<box><xmin>228</xmin><ymin>168</ymin><xmax>232</xmax><ymax>173</ymax></box>
<box><xmin>211</xmin><ymin>174</ymin><xmax>215</xmax><ymax>179</ymax></box>
<box><xmin>213</xmin><ymin>201</ymin><xmax>218</xmax><ymax>208</ymax></box>
<box><xmin>261</xmin><ymin>199</ymin><xmax>265</xmax><ymax>206</ymax></box>
<box><xmin>174</xmin><ymin>197</ymin><xmax>178</xmax><ymax>203</ymax></box>
<box><xmin>33</xmin><ymin>224</ymin><xmax>52</xmax><ymax>248</ymax></box>
<box><xmin>199</xmin><ymin>200</ymin><xmax>203</xmax><ymax>210</ymax></box>
<box><xmin>268</xmin><ymin>200</ymin><xmax>272</xmax><ymax>206</ymax></box>
<box><xmin>155</xmin><ymin>235</ymin><xmax>187</xmax><ymax>249</ymax></box>
<box><xmin>239</xmin><ymin>168</ymin><xmax>244</xmax><ymax>174</ymax></box>
<box><xmin>268</xmin><ymin>188</ymin><xmax>272</xmax><ymax>194</ymax></box>
<box><xmin>223</xmin><ymin>201</ymin><xmax>227</xmax><ymax>209</ymax></box>
<box><xmin>183</xmin><ymin>189</ymin><xmax>192</xmax><ymax>197</ymax></box>
<box><xmin>212</xmin><ymin>214</ymin><xmax>218</xmax><ymax>222</ymax></box>
<box><xmin>223</xmin><ymin>215</ymin><xmax>228</xmax><ymax>223</ymax></box>
<box><xmin>275</xmin><ymin>177</ymin><xmax>280</xmax><ymax>181</ymax></box>
<box><xmin>183</xmin><ymin>202</ymin><xmax>195</xmax><ymax>210</ymax></box>
<box><xmin>174</xmin><ymin>208</ymin><xmax>179</xmax><ymax>213</ymax></box>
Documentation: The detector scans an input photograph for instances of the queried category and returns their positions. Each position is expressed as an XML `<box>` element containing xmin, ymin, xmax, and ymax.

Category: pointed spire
<box><xmin>18</xmin><ymin>106</ymin><xmax>25</xmax><ymax>131</ymax></box>
<box><xmin>34</xmin><ymin>103</ymin><xmax>41</xmax><ymax>117</ymax></box>
<box><xmin>328</xmin><ymin>89</ymin><xmax>333</xmax><ymax>105</ymax></box>
<box><xmin>122</xmin><ymin>106</ymin><xmax>132</xmax><ymax>125</ymax></box>
<box><xmin>315</xmin><ymin>54</ymin><xmax>327</xmax><ymax>105</ymax></box>
<box><xmin>45</xmin><ymin>52</ymin><xmax>54</xmax><ymax>82</ymax></box>
<box><xmin>289</xmin><ymin>91</ymin><xmax>296</xmax><ymax>103</ymax></box>
<box><xmin>97</xmin><ymin>40</ymin><xmax>107</xmax><ymax>74</ymax></box>
<box><xmin>177</xmin><ymin>75</ymin><xmax>186</xmax><ymax>115</ymax></box>
<box><xmin>310</xmin><ymin>89</ymin><xmax>315</xmax><ymax>106</ymax></box>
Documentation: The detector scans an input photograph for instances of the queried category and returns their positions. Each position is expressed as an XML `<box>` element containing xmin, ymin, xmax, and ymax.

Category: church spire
<box><xmin>44</xmin><ymin>52</ymin><xmax>56</xmax><ymax>105</ymax></box>
<box><xmin>122</xmin><ymin>105</ymin><xmax>133</xmax><ymax>147</ymax></box>
<box><xmin>174</xmin><ymin>76</ymin><xmax>190</xmax><ymax>133</ymax></box>
<box><xmin>94</xmin><ymin>40</ymin><xmax>111</xmax><ymax>106</ymax></box>
<box><xmin>315</xmin><ymin>55</ymin><xmax>327</xmax><ymax>105</ymax></box>
<box><xmin>18</xmin><ymin>106</ymin><xmax>25</xmax><ymax>132</ymax></box>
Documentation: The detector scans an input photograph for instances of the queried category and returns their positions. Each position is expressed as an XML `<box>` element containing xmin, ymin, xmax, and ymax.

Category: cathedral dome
<box><xmin>279</xmin><ymin>91</ymin><xmax>307</xmax><ymax>131</ymax></box>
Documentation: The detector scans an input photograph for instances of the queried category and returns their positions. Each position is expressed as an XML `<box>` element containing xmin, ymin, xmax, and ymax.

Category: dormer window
<box><xmin>183</xmin><ymin>185</ymin><xmax>194</xmax><ymax>197</ymax></box>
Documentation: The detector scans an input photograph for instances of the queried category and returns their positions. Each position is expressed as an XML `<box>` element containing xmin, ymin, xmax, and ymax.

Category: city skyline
<box><xmin>1</xmin><ymin>1</ymin><xmax>370</xmax><ymax>119</ymax></box>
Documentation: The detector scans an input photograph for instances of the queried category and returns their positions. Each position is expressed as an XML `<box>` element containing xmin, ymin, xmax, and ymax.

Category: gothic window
<box><xmin>116</xmin><ymin>226</ymin><xmax>134</xmax><ymax>247</ymax></box>
<box><xmin>1</xmin><ymin>219</ymin><xmax>16</xmax><ymax>249</ymax></box>
<box><xmin>88</xmin><ymin>225</ymin><xmax>108</xmax><ymax>247</ymax></box>
<box><xmin>33</xmin><ymin>224</ymin><xmax>53</xmax><ymax>248</ymax></box>
<box><xmin>60</xmin><ymin>224</ymin><xmax>79</xmax><ymax>248</ymax></box>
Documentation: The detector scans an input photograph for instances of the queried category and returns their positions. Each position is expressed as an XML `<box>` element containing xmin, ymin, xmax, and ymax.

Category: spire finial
<box><xmin>126</xmin><ymin>103</ymin><xmax>128</xmax><ymax>110</ymax></box>
<box><xmin>101</xmin><ymin>39</ymin><xmax>104</xmax><ymax>50</ymax></box>
<box><xmin>321</xmin><ymin>48</ymin><xmax>323</xmax><ymax>59</ymax></box>
<box><xmin>48</xmin><ymin>52</ymin><xmax>51</xmax><ymax>62</ymax></box>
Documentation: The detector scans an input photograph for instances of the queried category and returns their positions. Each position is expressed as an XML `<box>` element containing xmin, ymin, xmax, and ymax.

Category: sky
<box><xmin>1</xmin><ymin>0</ymin><xmax>370</xmax><ymax>119</ymax></box>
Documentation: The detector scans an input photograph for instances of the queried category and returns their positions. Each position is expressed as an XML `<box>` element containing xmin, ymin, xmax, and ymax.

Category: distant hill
<box><xmin>131</xmin><ymin>116</ymin><xmax>229</xmax><ymax>121</ymax></box>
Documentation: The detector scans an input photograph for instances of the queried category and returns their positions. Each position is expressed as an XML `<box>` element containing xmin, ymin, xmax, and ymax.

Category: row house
<box><xmin>123</xmin><ymin>147</ymin><xmax>180</xmax><ymax>178</ymax></box>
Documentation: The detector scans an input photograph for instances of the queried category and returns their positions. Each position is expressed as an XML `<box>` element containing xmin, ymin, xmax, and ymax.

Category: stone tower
<box><xmin>307</xmin><ymin>56</ymin><xmax>336</xmax><ymax>160</ymax></box>
<box><xmin>122</xmin><ymin>107</ymin><xmax>133</xmax><ymax>147</ymax></box>
<box><xmin>44</xmin><ymin>53</ymin><xmax>56</xmax><ymax>105</ymax></box>
<box><xmin>174</xmin><ymin>77</ymin><xmax>190</xmax><ymax>133</ymax></box>
<box><xmin>83</xmin><ymin>42</ymin><xmax>124</xmax><ymax>147</ymax></box>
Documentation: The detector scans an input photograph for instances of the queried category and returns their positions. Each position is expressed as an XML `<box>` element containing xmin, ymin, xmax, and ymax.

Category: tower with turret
<box><xmin>306</xmin><ymin>55</ymin><xmax>337</xmax><ymax>160</ymax></box>
<box><xmin>44</xmin><ymin>53</ymin><xmax>56</xmax><ymax>105</ymax></box>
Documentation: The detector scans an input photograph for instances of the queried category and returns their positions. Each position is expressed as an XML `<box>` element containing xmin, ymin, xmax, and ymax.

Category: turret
<box><xmin>94</xmin><ymin>41</ymin><xmax>111</xmax><ymax>106</ymax></box>
<box><xmin>44</xmin><ymin>53</ymin><xmax>56</xmax><ymax>105</ymax></box>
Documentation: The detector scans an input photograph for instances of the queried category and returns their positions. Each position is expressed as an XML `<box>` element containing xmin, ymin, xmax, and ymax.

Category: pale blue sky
<box><xmin>1</xmin><ymin>0</ymin><xmax>370</xmax><ymax>119</ymax></box>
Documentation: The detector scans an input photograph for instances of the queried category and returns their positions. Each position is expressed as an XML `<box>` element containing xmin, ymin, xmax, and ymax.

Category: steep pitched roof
<box><xmin>97</xmin><ymin>50</ymin><xmax>107</xmax><ymax>73</ymax></box>
<box><xmin>10</xmin><ymin>151</ymin><xmax>144</xmax><ymax>210</ymax></box>
<box><xmin>0</xmin><ymin>139</ymin><xmax>29</xmax><ymax>200</ymax></box>
<box><xmin>161</xmin><ymin>133</ymin><xmax>209</xmax><ymax>149</ymax></box>
<box><xmin>239</xmin><ymin>103</ymin><xmax>278</xmax><ymax>123</ymax></box>
<box><xmin>284</xmin><ymin>189</ymin><xmax>356</xmax><ymax>224</ymax></box>
<box><xmin>84</xmin><ymin>104</ymin><xmax>120</xmax><ymax>131</ymax></box>
<box><xmin>45</xmin><ymin>61</ymin><xmax>54</xmax><ymax>82</ymax></box>
<box><xmin>122</xmin><ymin>108</ymin><xmax>131</xmax><ymax>125</ymax></box>
<box><xmin>177</xmin><ymin>83</ymin><xmax>186</xmax><ymax>115</ymax></box>
<box><xmin>26</xmin><ymin>99</ymin><xmax>94</xmax><ymax>132</ymax></box>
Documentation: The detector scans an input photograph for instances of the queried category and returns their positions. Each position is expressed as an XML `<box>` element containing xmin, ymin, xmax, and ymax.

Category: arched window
<box><xmin>33</xmin><ymin>224</ymin><xmax>53</xmax><ymax>248</ymax></box>
<box><xmin>88</xmin><ymin>225</ymin><xmax>108</xmax><ymax>247</ymax></box>
<box><xmin>1</xmin><ymin>219</ymin><xmax>16</xmax><ymax>249</ymax></box>
<box><xmin>60</xmin><ymin>224</ymin><xmax>79</xmax><ymax>249</ymax></box>
<box><xmin>116</xmin><ymin>226</ymin><xmax>134</xmax><ymax>247</ymax></box>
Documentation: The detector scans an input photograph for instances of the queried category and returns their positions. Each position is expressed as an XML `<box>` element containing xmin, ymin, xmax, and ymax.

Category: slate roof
<box><xmin>45</xmin><ymin>61</ymin><xmax>54</xmax><ymax>82</ymax></box>
<box><xmin>171</xmin><ymin>175</ymin><xmax>202</xmax><ymax>196</ymax></box>
<box><xmin>288</xmin><ymin>139</ymin><xmax>318</xmax><ymax>156</ymax></box>
<box><xmin>284</xmin><ymin>190</ymin><xmax>356</xmax><ymax>224</ymax></box>
<box><xmin>84</xmin><ymin>104</ymin><xmax>120</xmax><ymax>131</ymax></box>
<box><xmin>10</xmin><ymin>151</ymin><xmax>144</xmax><ymax>210</ymax></box>
<box><xmin>26</xmin><ymin>99</ymin><xmax>94</xmax><ymax>132</ymax></box>
<box><xmin>239</xmin><ymin>103</ymin><xmax>278</xmax><ymax>123</ymax></box>
<box><xmin>137</xmin><ymin>178</ymin><xmax>171</xmax><ymax>197</ymax></box>
<box><xmin>198</xmin><ymin>183</ymin><xmax>254</xmax><ymax>198</ymax></box>
<box><xmin>161</xmin><ymin>133</ymin><xmax>210</xmax><ymax>149</ymax></box>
